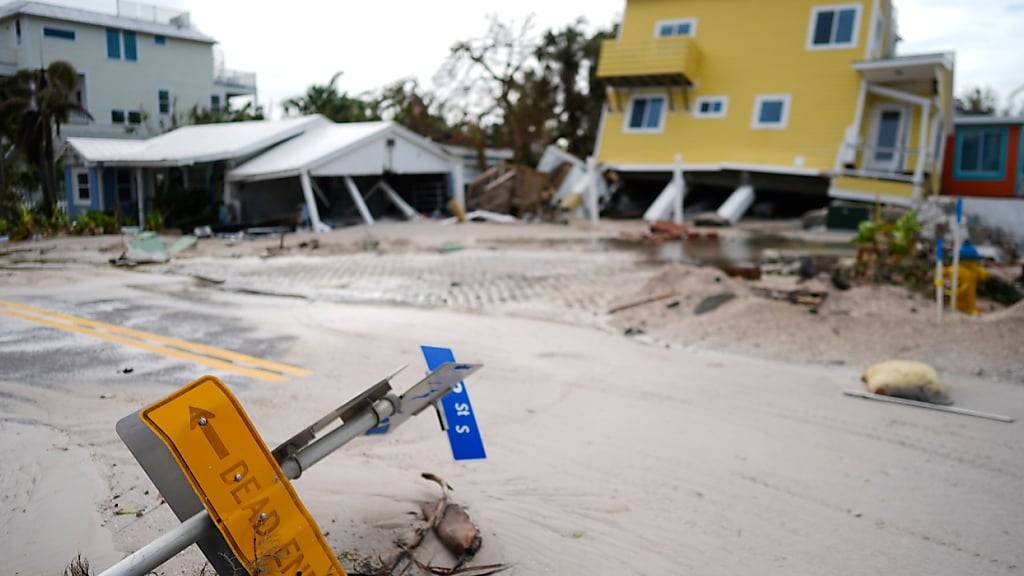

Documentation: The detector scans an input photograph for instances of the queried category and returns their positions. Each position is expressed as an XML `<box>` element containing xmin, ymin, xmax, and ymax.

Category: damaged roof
<box><xmin>66</xmin><ymin>115</ymin><xmax>329</xmax><ymax>167</ymax></box>
<box><xmin>227</xmin><ymin>121</ymin><xmax>455</xmax><ymax>182</ymax></box>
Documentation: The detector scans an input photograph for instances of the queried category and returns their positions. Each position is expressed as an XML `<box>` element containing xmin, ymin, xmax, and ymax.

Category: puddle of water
<box><xmin>478</xmin><ymin>231</ymin><xmax>857</xmax><ymax>268</ymax></box>
<box><xmin>612</xmin><ymin>234</ymin><xmax>856</xmax><ymax>267</ymax></box>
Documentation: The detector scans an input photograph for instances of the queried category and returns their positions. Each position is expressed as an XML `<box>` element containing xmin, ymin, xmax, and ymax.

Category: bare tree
<box><xmin>438</xmin><ymin>16</ymin><xmax>555</xmax><ymax>164</ymax></box>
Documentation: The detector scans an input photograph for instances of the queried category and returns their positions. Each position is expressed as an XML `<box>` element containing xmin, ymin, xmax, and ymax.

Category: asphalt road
<box><xmin>1</xmin><ymin>266</ymin><xmax>1022</xmax><ymax>576</ymax></box>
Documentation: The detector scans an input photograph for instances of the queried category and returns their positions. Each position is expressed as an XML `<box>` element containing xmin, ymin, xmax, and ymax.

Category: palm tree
<box><xmin>0</xmin><ymin>61</ymin><xmax>90</xmax><ymax>215</ymax></box>
<box><xmin>282</xmin><ymin>72</ymin><xmax>378</xmax><ymax>123</ymax></box>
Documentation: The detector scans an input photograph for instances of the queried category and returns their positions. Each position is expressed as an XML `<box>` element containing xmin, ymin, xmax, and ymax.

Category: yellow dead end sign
<box><xmin>141</xmin><ymin>376</ymin><xmax>346</xmax><ymax>576</ymax></box>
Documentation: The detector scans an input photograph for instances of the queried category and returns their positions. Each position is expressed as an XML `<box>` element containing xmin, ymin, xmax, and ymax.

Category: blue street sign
<box><xmin>421</xmin><ymin>345</ymin><xmax>487</xmax><ymax>461</ymax></box>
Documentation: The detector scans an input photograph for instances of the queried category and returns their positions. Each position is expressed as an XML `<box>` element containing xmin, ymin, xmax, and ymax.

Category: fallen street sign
<box><xmin>141</xmin><ymin>375</ymin><xmax>346</xmax><ymax>576</ymax></box>
<box><xmin>422</xmin><ymin>346</ymin><xmax>487</xmax><ymax>461</ymax></box>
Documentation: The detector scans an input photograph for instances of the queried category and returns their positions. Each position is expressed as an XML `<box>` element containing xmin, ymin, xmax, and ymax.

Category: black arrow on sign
<box><xmin>190</xmin><ymin>406</ymin><xmax>229</xmax><ymax>460</ymax></box>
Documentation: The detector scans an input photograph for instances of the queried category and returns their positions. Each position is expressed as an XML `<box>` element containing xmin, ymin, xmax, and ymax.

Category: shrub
<box><xmin>72</xmin><ymin>211</ymin><xmax>119</xmax><ymax>235</ymax></box>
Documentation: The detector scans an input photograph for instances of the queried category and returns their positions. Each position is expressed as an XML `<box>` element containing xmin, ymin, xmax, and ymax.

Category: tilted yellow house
<box><xmin>594</xmin><ymin>0</ymin><xmax>954</xmax><ymax>210</ymax></box>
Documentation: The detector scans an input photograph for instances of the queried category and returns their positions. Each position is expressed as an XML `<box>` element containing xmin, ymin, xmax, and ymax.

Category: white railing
<box><xmin>214</xmin><ymin>68</ymin><xmax>257</xmax><ymax>90</ymax></box>
<box><xmin>838</xmin><ymin>142</ymin><xmax>934</xmax><ymax>181</ymax></box>
<box><xmin>116</xmin><ymin>0</ymin><xmax>191</xmax><ymax>28</ymax></box>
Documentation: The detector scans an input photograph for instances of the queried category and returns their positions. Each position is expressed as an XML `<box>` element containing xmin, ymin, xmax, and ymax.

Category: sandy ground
<box><xmin>1</xmin><ymin>221</ymin><xmax>1022</xmax><ymax>575</ymax></box>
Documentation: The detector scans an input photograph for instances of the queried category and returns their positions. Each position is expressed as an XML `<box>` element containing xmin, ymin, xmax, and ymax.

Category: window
<box><xmin>73</xmin><ymin>170</ymin><xmax>91</xmax><ymax>205</ymax></box>
<box><xmin>751</xmin><ymin>94</ymin><xmax>792</xmax><ymax>129</ymax></box>
<box><xmin>694</xmin><ymin>96</ymin><xmax>728</xmax><ymax>118</ymax></box>
<box><xmin>154</xmin><ymin>34</ymin><xmax>166</xmax><ymax>45</ymax></box>
<box><xmin>111</xmin><ymin>109</ymin><xmax>125</xmax><ymax>124</ymax></box>
<box><xmin>654</xmin><ymin>18</ymin><xmax>697</xmax><ymax>37</ymax></box>
<box><xmin>106</xmin><ymin>28</ymin><xmax>121</xmax><ymax>59</ymax></box>
<box><xmin>956</xmin><ymin>128</ymin><xmax>1007</xmax><ymax>180</ymax></box>
<box><xmin>211</xmin><ymin>95</ymin><xmax>221</xmax><ymax>113</ymax></box>
<box><xmin>807</xmin><ymin>4</ymin><xmax>861</xmax><ymax>49</ymax></box>
<box><xmin>158</xmin><ymin>90</ymin><xmax>170</xmax><ymax>114</ymax></box>
<box><xmin>127</xmin><ymin>111</ymin><xmax>142</xmax><ymax>125</ymax></box>
<box><xmin>15</xmin><ymin>19</ymin><xmax>21</xmax><ymax>45</ymax></box>
<box><xmin>107</xmin><ymin>29</ymin><xmax>138</xmax><ymax>60</ymax></box>
<box><xmin>124</xmin><ymin>31</ymin><xmax>137</xmax><ymax>61</ymax></box>
<box><xmin>43</xmin><ymin>27</ymin><xmax>76</xmax><ymax>41</ymax></box>
<box><xmin>626</xmin><ymin>95</ymin><xmax>666</xmax><ymax>132</ymax></box>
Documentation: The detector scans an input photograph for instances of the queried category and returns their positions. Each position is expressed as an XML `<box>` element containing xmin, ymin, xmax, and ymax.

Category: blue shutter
<box><xmin>813</xmin><ymin>11</ymin><xmax>834</xmax><ymax>45</ymax></box>
<box><xmin>106</xmin><ymin>28</ymin><xmax>121</xmax><ymax>58</ymax></box>
<box><xmin>124</xmin><ymin>31</ymin><xmax>137</xmax><ymax>61</ymax></box>
<box><xmin>646</xmin><ymin>98</ymin><xmax>664</xmax><ymax>128</ymax></box>
<box><xmin>835</xmin><ymin>9</ymin><xmax>856</xmax><ymax>44</ymax></box>
<box><xmin>629</xmin><ymin>98</ymin><xmax>648</xmax><ymax>129</ymax></box>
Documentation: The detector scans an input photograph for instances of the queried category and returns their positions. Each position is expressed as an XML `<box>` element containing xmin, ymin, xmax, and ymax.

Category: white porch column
<box><xmin>837</xmin><ymin>80</ymin><xmax>870</xmax><ymax>171</ymax></box>
<box><xmin>451</xmin><ymin>162</ymin><xmax>465</xmax><ymax>212</ymax></box>
<box><xmin>912</xmin><ymin>101</ymin><xmax>931</xmax><ymax>202</ymax></box>
<box><xmin>672</xmin><ymin>154</ymin><xmax>685</xmax><ymax>225</ymax></box>
<box><xmin>343</xmin><ymin>175</ymin><xmax>375</xmax><ymax>227</ymax></box>
<box><xmin>299</xmin><ymin>170</ymin><xmax>329</xmax><ymax>232</ymax></box>
<box><xmin>224</xmin><ymin>180</ymin><xmax>240</xmax><ymax>224</ymax></box>
<box><xmin>586</xmin><ymin>156</ymin><xmax>599</xmax><ymax>225</ymax></box>
<box><xmin>96</xmin><ymin>166</ymin><xmax>105</xmax><ymax>211</ymax></box>
<box><xmin>135</xmin><ymin>167</ymin><xmax>145</xmax><ymax>226</ymax></box>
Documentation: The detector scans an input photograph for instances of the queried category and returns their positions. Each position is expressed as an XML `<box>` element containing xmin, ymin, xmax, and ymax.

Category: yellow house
<box><xmin>594</xmin><ymin>0</ymin><xmax>954</xmax><ymax>211</ymax></box>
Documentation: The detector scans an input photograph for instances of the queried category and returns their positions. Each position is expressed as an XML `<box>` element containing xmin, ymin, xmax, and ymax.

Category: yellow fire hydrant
<box><xmin>944</xmin><ymin>242</ymin><xmax>989</xmax><ymax>315</ymax></box>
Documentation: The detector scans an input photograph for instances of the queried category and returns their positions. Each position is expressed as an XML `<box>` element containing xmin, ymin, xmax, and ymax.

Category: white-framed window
<box><xmin>625</xmin><ymin>95</ymin><xmax>667</xmax><ymax>133</ymax></box>
<box><xmin>694</xmin><ymin>96</ymin><xmax>728</xmax><ymax>118</ymax></box>
<box><xmin>751</xmin><ymin>94</ymin><xmax>792</xmax><ymax>130</ymax></box>
<box><xmin>73</xmin><ymin>169</ymin><xmax>91</xmax><ymax>206</ymax></box>
<box><xmin>807</xmin><ymin>4</ymin><xmax>862</xmax><ymax>50</ymax></box>
<box><xmin>654</xmin><ymin>18</ymin><xmax>697</xmax><ymax>37</ymax></box>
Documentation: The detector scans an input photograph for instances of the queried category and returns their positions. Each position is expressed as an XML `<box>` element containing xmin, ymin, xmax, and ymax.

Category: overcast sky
<box><xmin>51</xmin><ymin>0</ymin><xmax>1024</xmax><ymax>114</ymax></box>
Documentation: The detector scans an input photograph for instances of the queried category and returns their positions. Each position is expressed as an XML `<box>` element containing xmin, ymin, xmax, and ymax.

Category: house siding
<box><xmin>597</xmin><ymin>0</ymin><xmax>876</xmax><ymax>171</ymax></box>
<box><xmin>942</xmin><ymin>124</ymin><xmax>1022</xmax><ymax>198</ymax></box>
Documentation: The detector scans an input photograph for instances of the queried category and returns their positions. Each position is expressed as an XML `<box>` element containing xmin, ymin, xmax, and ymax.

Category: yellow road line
<box><xmin>0</xmin><ymin>303</ymin><xmax>304</xmax><ymax>383</ymax></box>
<box><xmin>0</xmin><ymin>299</ymin><xmax>310</xmax><ymax>377</ymax></box>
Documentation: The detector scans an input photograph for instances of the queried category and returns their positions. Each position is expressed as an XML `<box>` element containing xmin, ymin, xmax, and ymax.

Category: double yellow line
<box><xmin>0</xmin><ymin>299</ymin><xmax>311</xmax><ymax>383</ymax></box>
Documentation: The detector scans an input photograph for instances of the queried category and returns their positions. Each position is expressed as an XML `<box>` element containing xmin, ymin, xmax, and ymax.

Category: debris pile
<box><xmin>465</xmin><ymin>164</ymin><xmax>557</xmax><ymax>219</ymax></box>
<box><xmin>617</xmin><ymin>220</ymin><xmax>720</xmax><ymax>244</ymax></box>
<box><xmin>111</xmin><ymin>232</ymin><xmax>198</xmax><ymax>266</ymax></box>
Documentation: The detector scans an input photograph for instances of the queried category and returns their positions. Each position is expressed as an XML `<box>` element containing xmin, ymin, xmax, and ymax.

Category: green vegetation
<box><xmin>0</xmin><ymin>206</ymin><xmax>127</xmax><ymax>240</ymax></box>
<box><xmin>0</xmin><ymin>61</ymin><xmax>90</xmax><ymax>216</ymax></box>
<box><xmin>144</xmin><ymin>210</ymin><xmax>165</xmax><ymax>232</ymax></box>
<box><xmin>282</xmin><ymin>18</ymin><xmax>613</xmax><ymax>165</ymax></box>
<box><xmin>852</xmin><ymin>210</ymin><xmax>930</xmax><ymax>290</ymax></box>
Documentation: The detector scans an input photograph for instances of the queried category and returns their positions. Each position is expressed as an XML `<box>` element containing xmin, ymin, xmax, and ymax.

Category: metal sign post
<box><xmin>100</xmin><ymin>361</ymin><xmax>483</xmax><ymax>576</ymax></box>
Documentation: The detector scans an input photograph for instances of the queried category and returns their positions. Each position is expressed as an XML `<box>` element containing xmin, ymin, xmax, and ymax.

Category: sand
<box><xmin>1</xmin><ymin>221</ymin><xmax>1022</xmax><ymax>575</ymax></box>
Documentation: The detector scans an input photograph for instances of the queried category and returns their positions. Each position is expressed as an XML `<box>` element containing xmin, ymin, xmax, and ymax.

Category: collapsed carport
<box><xmin>226</xmin><ymin>121</ymin><xmax>465</xmax><ymax>231</ymax></box>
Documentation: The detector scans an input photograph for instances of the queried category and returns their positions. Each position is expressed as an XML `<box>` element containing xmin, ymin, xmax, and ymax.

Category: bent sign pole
<box><xmin>100</xmin><ymin>362</ymin><xmax>482</xmax><ymax>576</ymax></box>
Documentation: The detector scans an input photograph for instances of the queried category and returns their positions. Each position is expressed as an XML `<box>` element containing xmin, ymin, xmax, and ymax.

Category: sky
<box><xmin>49</xmin><ymin>0</ymin><xmax>1024</xmax><ymax>115</ymax></box>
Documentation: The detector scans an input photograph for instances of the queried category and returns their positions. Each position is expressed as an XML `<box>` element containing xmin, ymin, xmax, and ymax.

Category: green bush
<box><xmin>144</xmin><ymin>210</ymin><xmax>165</xmax><ymax>232</ymax></box>
<box><xmin>853</xmin><ymin>210</ymin><xmax>928</xmax><ymax>290</ymax></box>
<box><xmin>0</xmin><ymin>204</ymin><xmax>71</xmax><ymax>240</ymax></box>
<box><xmin>72</xmin><ymin>210</ymin><xmax>120</xmax><ymax>235</ymax></box>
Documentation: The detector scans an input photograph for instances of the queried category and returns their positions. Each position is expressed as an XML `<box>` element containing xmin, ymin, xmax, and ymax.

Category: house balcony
<box><xmin>214</xmin><ymin>68</ymin><xmax>257</xmax><ymax>97</ymax></box>
<box><xmin>596</xmin><ymin>36</ymin><xmax>701</xmax><ymax>88</ymax></box>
